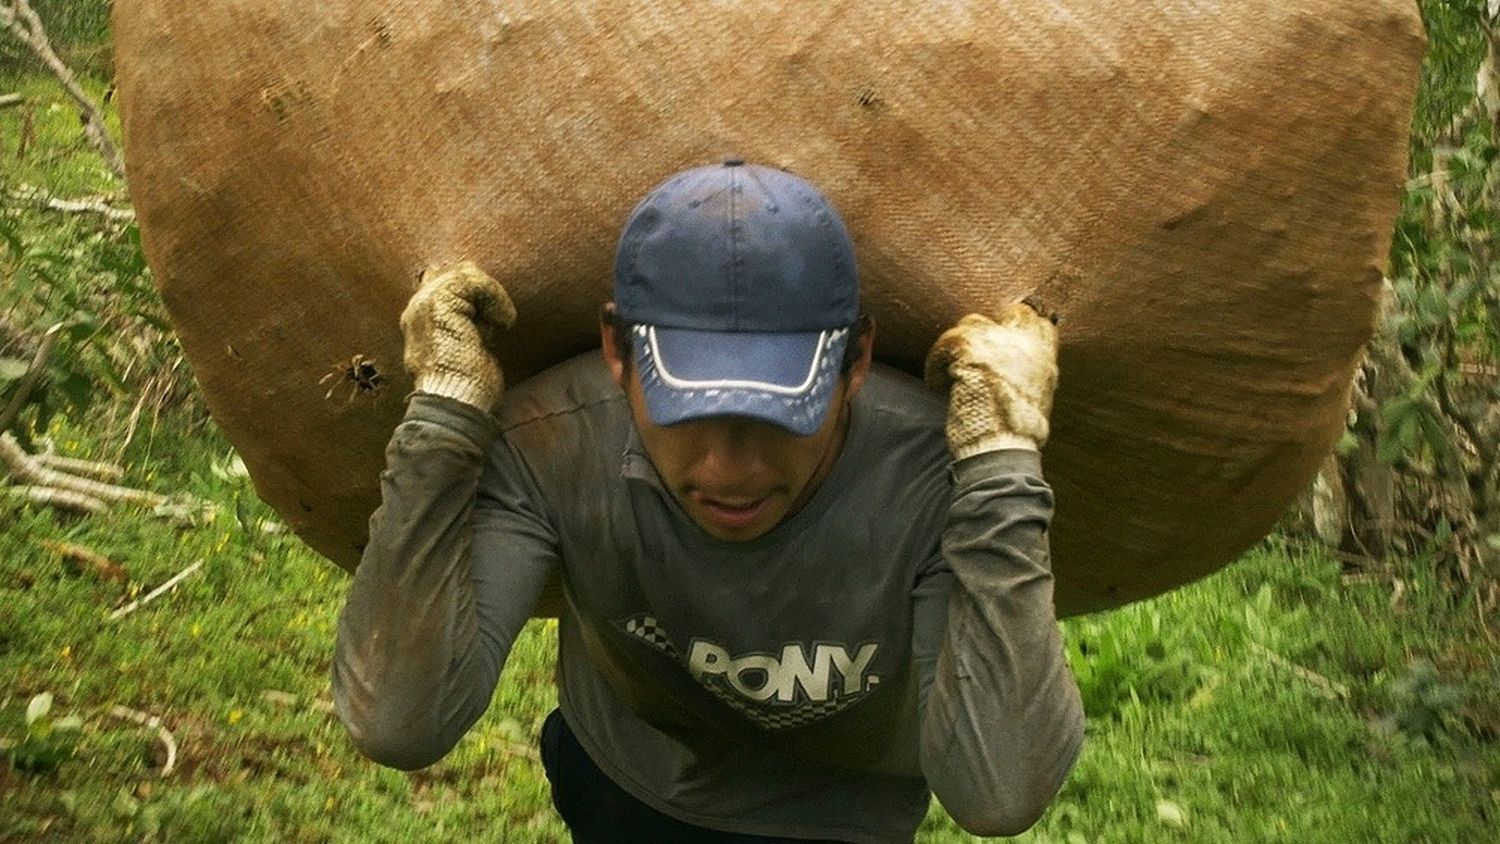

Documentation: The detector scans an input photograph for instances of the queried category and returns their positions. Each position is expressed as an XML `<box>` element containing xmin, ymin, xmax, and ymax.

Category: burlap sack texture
<box><xmin>113</xmin><ymin>0</ymin><xmax>1424</xmax><ymax>617</ymax></box>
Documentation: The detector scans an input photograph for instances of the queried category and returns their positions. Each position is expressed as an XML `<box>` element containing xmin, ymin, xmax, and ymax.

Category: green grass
<box><xmin>0</xmin><ymin>73</ymin><xmax>122</xmax><ymax>198</ymax></box>
<box><xmin>1</xmin><ymin>412</ymin><xmax>565</xmax><ymax>843</ymax></box>
<box><xmin>2</xmin><ymin>409</ymin><xmax>1495</xmax><ymax>843</ymax></box>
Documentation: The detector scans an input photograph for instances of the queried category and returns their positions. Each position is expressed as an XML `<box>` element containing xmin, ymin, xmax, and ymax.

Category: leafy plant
<box><xmin>1065</xmin><ymin>610</ymin><xmax>1209</xmax><ymax>720</ymax></box>
<box><xmin>1319</xmin><ymin>1</ymin><xmax>1500</xmax><ymax>590</ymax></box>
<box><xmin>1378</xmin><ymin>659</ymin><xmax>1466</xmax><ymax>744</ymax></box>
<box><xmin>0</xmin><ymin>203</ymin><xmax>185</xmax><ymax>444</ymax></box>
<box><xmin>5</xmin><ymin>691</ymin><xmax>84</xmax><ymax>773</ymax></box>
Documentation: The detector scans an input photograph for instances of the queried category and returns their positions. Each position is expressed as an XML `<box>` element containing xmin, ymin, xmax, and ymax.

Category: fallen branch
<box><xmin>237</xmin><ymin>596</ymin><xmax>317</xmax><ymax>635</ymax></box>
<box><xmin>34</xmin><ymin>451</ymin><xmax>125</xmax><ymax>482</ymax></box>
<box><xmin>1</xmin><ymin>432</ymin><xmax>167</xmax><ymax>508</ymax></box>
<box><xmin>107</xmin><ymin>704</ymin><xmax>177</xmax><ymax>776</ymax></box>
<box><xmin>0</xmin><ymin>320</ymin><xmax>62</xmax><ymax>435</ymax></box>
<box><xmin>495</xmin><ymin>740</ymin><xmax>542</xmax><ymax>764</ymax></box>
<box><xmin>108</xmin><ymin>559</ymin><xmax>203</xmax><ymax>621</ymax></box>
<box><xmin>116</xmin><ymin>389</ymin><xmax>149</xmax><ymax>459</ymax></box>
<box><xmin>0</xmin><ymin>0</ymin><xmax>125</xmax><ymax>179</ymax></box>
<box><xmin>1250</xmin><ymin>641</ymin><xmax>1350</xmax><ymax>701</ymax></box>
<box><xmin>7</xmin><ymin>185</ymin><xmax>135</xmax><ymax>222</ymax></box>
<box><xmin>3</xmin><ymin>483</ymin><xmax>106</xmax><ymax>514</ymax></box>
<box><xmin>261</xmin><ymin>689</ymin><xmax>337</xmax><ymax>716</ymax></box>
<box><xmin>0</xmin><ymin>92</ymin><xmax>21</xmax><ymax>108</ymax></box>
<box><xmin>41</xmin><ymin>195</ymin><xmax>135</xmax><ymax>221</ymax></box>
<box><xmin>43</xmin><ymin>539</ymin><xmax>127</xmax><ymax>583</ymax></box>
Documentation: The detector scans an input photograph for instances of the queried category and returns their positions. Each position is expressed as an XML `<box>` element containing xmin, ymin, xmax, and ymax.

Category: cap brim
<box><xmin>632</xmin><ymin>325</ymin><xmax>849</xmax><ymax>436</ymax></box>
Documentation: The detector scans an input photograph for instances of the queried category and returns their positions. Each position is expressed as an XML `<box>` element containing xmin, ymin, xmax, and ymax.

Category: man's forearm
<box><xmin>920</xmin><ymin>450</ymin><xmax>1084</xmax><ymax>836</ymax></box>
<box><xmin>332</xmin><ymin>396</ymin><xmax>514</xmax><ymax>770</ymax></box>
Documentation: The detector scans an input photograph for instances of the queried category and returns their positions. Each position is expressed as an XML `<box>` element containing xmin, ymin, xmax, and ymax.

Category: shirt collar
<box><xmin>620</xmin><ymin>423</ymin><xmax>667</xmax><ymax>493</ymax></box>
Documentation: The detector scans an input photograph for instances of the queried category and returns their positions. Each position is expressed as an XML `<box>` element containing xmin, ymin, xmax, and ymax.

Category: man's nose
<box><xmin>697</xmin><ymin>418</ymin><xmax>768</xmax><ymax>476</ymax></box>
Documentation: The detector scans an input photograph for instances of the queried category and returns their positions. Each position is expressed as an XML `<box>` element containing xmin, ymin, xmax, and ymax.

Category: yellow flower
<box><xmin>227</xmin><ymin>709</ymin><xmax>243</xmax><ymax>725</ymax></box>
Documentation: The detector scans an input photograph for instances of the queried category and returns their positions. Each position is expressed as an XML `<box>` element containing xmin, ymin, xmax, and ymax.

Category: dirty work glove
<box><xmin>400</xmin><ymin>260</ymin><xmax>517</xmax><ymax>410</ymax></box>
<box><xmin>925</xmin><ymin>303</ymin><xmax>1059</xmax><ymax>459</ymax></box>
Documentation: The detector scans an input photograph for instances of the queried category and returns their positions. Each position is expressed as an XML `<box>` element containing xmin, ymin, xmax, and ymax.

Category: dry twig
<box><xmin>1</xmin><ymin>432</ymin><xmax>167</xmax><ymax>508</ymax></box>
<box><xmin>33</xmin><ymin>450</ymin><xmax>125</xmax><ymax>482</ymax></box>
<box><xmin>0</xmin><ymin>92</ymin><xmax>21</xmax><ymax>108</ymax></box>
<box><xmin>107</xmin><ymin>705</ymin><xmax>177</xmax><ymax>776</ymax></box>
<box><xmin>4</xmin><ymin>483</ymin><xmax>106</xmax><ymax>514</ymax></box>
<box><xmin>1250</xmin><ymin>642</ymin><xmax>1350</xmax><ymax>701</ymax></box>
<box><xmin>0</xmin><ymin>321</ymin><xmax>61</xmax><ymax>435</ymax></box>
<box><xmin>108</xmin><ymin>559</ymin><xmax>203</xmax><ymax>621</ymax></box>
<box><xmin>43</xmin><ymin>539</ymin><xmax>127</xmax><ymax>582</ymax></box>
<box><xmin>261</xmin><ymin>690</ymin><xmax>337</xmax><ymax>716</ymax></box>
<box><xmin>8</xmin><ymin>185</ymin><xmax>135</xmax><ymax>221</ymax></box>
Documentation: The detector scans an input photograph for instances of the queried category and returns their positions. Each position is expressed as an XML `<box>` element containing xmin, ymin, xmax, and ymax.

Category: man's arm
<box><xmin>332</xmin><ymin>262</ymin><xmax>556</xmax><ymax>770</ymax></box>
<box><xmin>916</xmin><ymin>305</ymin><xmax>1085</xmax><ymax>836</ymax></box>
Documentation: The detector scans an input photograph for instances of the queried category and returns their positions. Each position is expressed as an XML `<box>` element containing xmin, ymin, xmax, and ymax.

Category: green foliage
<box><xmin>1066</xmin><ymin>609</ymin><xmax>1210</xmax><ymax>721</ymax></box>
<box><xmin>1355</xmin><ymin>1</ymin><xmax>1500</xmax><ymax>577</ymax></box>
<box><xmin>5</xmin><ymin>691</ymin><xmax>84</xmax><ymax>773</ymax></box>
<box><xmin>0</xmin><ymin>0</ymin><xmax>114</xmax><ymax>78</ymax></box>
<box><xmin>1411</xmin><ymin>1</ymin><xmax>1491</xmax><ymax>138</ymax></box>
<box><xmin>0</xmin><ymin>209</ymin><xmax>177</xmax><ymax>442</ymax></box>
<box><xmin>0</xmin><ymin>68</ymin><xmax>185</xmax><ymax>440</ymax></box>
<box><xmin>1381</xmin><ymin>658</ymin><xmax>1467</xmax><ymax>744</ymax></box>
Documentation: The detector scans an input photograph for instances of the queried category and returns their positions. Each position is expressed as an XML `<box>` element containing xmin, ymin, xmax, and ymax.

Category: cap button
<box><xmin>722</xmin><ymin>157</ymin><xmax>745</xmax><ymax>167</ymax></box>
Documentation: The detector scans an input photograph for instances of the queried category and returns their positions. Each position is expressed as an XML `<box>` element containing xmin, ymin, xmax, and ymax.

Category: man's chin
<box><xmin>699</xmin><ymin>522</ymin><xmax>774</xmax><ymax>542</ymax></box>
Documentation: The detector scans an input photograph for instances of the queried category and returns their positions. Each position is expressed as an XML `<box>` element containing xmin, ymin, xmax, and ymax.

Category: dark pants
<box><xmin>539</xmin><ymin>708</ymin><xmax>850</xmax><ymax>844</ymax></box>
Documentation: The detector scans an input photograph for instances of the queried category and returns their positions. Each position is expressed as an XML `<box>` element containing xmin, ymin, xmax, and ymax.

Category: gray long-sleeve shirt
<box><xmin>333</xmin><ymin>353</ymin><xmax>1082</xmax><ymax>842</ymax></box>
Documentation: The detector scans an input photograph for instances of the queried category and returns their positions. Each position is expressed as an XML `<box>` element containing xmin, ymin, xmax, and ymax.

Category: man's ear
<box><xmin>599</xmin><ymin>302</ymin><xmax>627</xmax><ymax>390</ymax></box>
<box><xmin>844</xmin><ymin>315</ymin><xmax>876</xmax><ymax>400</ymax></box>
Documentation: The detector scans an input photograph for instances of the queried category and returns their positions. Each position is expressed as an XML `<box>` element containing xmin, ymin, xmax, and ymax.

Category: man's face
<box><xmin>602</xmin><ymin>311</ymin><xmax>872</xmax><ymax>542</ymax></box>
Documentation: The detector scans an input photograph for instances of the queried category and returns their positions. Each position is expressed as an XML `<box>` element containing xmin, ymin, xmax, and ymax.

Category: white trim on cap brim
<box><xmin>645</xmin><ymin>326</ymin><xmax>842</xmax><ymax>395</ymax></box>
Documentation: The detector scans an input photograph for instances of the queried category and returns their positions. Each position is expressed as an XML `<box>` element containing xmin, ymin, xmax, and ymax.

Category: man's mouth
<box><xmin>690</xmin><ymin>493</ymin><xmax>773</xmax><ymax>531</ymax></box>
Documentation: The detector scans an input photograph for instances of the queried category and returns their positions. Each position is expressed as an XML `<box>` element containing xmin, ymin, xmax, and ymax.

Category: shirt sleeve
<box><xmin>914</xmin><ymin>449</ymin><xmax>1085</xmax><ymax>836</ymax></box>
<box><xmin>332</xmin><ymin>394</ymin><xmax>558</xmax><ymax>770</ymax></box>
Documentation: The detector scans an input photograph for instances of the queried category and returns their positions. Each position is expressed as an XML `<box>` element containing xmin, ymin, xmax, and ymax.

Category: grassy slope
<box><xmin>1</xmin><ymin>411</ymin><xmax>1495</xmax><ymax>844</ymax></box>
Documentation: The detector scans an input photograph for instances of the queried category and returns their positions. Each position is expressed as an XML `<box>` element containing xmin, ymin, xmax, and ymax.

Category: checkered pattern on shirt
<box><xmin>701</xmin><ymin>683</ymin><xmax>861</xmax><ymax>731</ymax></box>
<box><xmin>623</xmin><ymin>615</ymin><xmax>678</xmax><ymax>658</ymax></box>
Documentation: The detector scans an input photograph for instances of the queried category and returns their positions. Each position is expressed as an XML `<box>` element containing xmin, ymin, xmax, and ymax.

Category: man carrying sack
<box><xmin>332</xmin><ymin>160</ymin><xmax>1084</xmax><ymax>842</ymax></box>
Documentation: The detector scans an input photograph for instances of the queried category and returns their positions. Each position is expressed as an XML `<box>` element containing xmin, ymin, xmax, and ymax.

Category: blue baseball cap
<box><xmin>613</xmin><ymin>160</ymin><xmax>859</xmax><ymax>436</ymax></box>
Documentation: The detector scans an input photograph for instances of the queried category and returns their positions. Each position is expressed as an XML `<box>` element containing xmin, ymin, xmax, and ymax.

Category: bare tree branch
<box><xmin>0</xmin><ymin>432</ymin><xmax>167</xmax><ymax>508</ymax></box>
<box><xmin>107</xmin><ymin>705</ymin><xmax>178</xmax><ymax>776</ymax></box>
<box><xmin>108</xmin><ymin>559</ymin><xmax>203</xmax><ymax>621</ymax></box>
<box><xmin>3</xmin><ymin>483</ymin><xmax>107</xmax><ymax>514</ymax></box>
<box><xmin>0</xmin><ymin>321</ymin><xmax>62</xmax><ymax>435</ymax></box>
<box><xmin>43</xmin><ymin>538</ymin><xmax>128</xmax><ymax>582</ymax></box>
<box><xmin>8</xmin><ymin>185</ymin><xmax>135</xmax><ymax>221</ymax></box>
<box><xmin>0</xmin><ymin>0</ymin><xmax>125</xmax><ymax>180</ymax></box>
<box><xmin>33</xmin><ymin>450</ymin><xmax>125</xmax><ymax>482</ymax></box>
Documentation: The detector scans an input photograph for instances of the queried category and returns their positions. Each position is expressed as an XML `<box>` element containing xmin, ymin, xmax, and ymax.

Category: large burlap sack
<box><xmin>113</xmin><ymin>0</ymin><xmax>1423</xmax><ymax>616</ymax></box>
